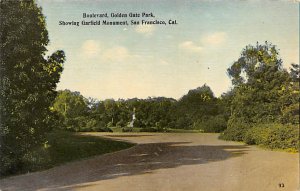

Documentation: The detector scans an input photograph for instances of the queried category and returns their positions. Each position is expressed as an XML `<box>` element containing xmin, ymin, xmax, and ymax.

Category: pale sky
<box><xmin>38</xmin><ymin>0</ymin><xmax>299</xmax><ymax>100</ymax></box>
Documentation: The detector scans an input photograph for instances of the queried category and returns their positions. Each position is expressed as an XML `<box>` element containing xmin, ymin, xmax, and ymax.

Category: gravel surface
<box><xmin>0</xmin><ymin>133</ymin><xmax>298</xmax><ymax>191</ymax></box>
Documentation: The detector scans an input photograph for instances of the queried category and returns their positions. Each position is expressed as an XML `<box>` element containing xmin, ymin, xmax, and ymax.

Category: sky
<box><xmin>37</xmin><ymin>0</ymin><xmax>299</xmax><ymax>100</ymax></box>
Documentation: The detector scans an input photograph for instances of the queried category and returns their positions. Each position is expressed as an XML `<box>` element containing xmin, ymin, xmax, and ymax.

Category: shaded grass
<box><xmin>110</xmin><ymin>127</ymin><xmax>202</xmax><ymax>133</ymax></box>
<box><xmin>46</xmin><ymin>131</ymin><xmax>135</xmax><ymax>165</ymax></box>
<box><xmin>110</xmin><ymin>127</ymin><xmax>141</xmax><ymax>132</ymax></box>
<box><xmin>4</xmin><ymin>130</ymin><xmax>134</xmax><ymax>178</ymax></box>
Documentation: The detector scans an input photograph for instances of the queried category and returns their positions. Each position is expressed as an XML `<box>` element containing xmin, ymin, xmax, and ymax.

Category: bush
<box><xmin>116</xmin><ymin>120</ymin><xmax>126</xmax><ymax>128</ymax></box>
<box><xmin>77</xmin><ymin>118</ymin><xmax>96</xmax><ymax>132</ymax></box>
<box><xmin>265</xmin><ymin>124</ymin><xmax>298</xmax><ymax>151</ymax></box>
<box><xmin>167</xmin><ymin>121</ymin><xmax>176</xmax><ymax>129</ymax></box>
<box><xmin>194</xmin><ymin>115</ymin><xmax>227</xmax><ymax>133</ymax></box>
<box><xmin>93</xmin><ymin>126</ymin><xmax>113</xmax><ymax>132</ymax></box>
<box><xmin>243</xmin><ymin>125</ymin><xmax>271</xmax><ymax>145</ymax></box>
<box><xmin>219</xmin><ymin>117</ymin><xmax>250</xmax><ymax>141</ymax></box>
<box><xmin>175</xmin><ymin>116</ymin><xmax>192</xmax><ymax>129</ymax></box>
<box><xmin>133</xmin><ymin>119</ymin><xmax>145</xmax><ymax>128</ymax></box>
<box><xmin>70</xmin><ymin>118</ymin><xmax>113</xmax><ymax>132</ymax></box>
<box><xmin>85</xmin><ymin>119</ymin><xmax>98</xmax><ymax>129</ymax></box>
<box><xmin>107</xmin><ymin>121</ymin><xmax>114</xmax><ymax>127</ymax></box>
<box><xmin>243</xmin><ymin>123</ymin><xmax>299</xmax><ymax>151</ymax></box>
<box><xmin>92</xmin><ymin>121</ymin><xmax>113</xmax><ymax>132</ymax></box>
<box><xmin>122</xmin><ymin>127</ymin><xmax>133</xmax><ymax>132</ymax></box>
<box><xmin>64</xmin><ymin>116</ymin><xmax>88</xmax><ymax>132</ymax></box>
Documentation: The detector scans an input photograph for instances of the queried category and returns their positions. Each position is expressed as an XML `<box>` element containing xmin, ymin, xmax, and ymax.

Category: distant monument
<box><xmin>129</xmin><ymin>108</ymin><xmax>136</xmax><ymax>128</ymax></box>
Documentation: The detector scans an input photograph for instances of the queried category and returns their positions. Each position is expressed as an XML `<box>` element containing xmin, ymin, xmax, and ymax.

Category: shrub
<box><xmin>133</xmin><ymin>119</ymin><xmax>149</xmax><ymax>128</ymax></box>
<box><xmin>243</xmin><ymin>123</ymin><xmax>299</xmax><ymax>151</ymax></box>
<box><xmin>116</xmin><ymin>120</ymin><xmax>126</xmax><ymax>128</ymax></box>
<box><xmin>243</xmin><ymin>125</ymin><xmax>270</xmax><ymax>145</ymax></box>
<box><xmin>194</xmin><ymin>115</ymin><xmax>227</xmax><ymax>133</ymax></box>
<box><xmin>167</xmin><ymin>121</ymin><xmax>176</xmax><ymax>129</ymax></box>
<box><xmin>107</xmin><ymin>121</ymin><xmax>114</xmax><ymax>127</ymax></box>
<box><xmin>175</xmin><ymin>116</ymin><xmax>192</xmax><ymax>129</ymax></box>
<box><xmin>85</xmin><ymin>119</ymin><xmax>98</xmax><ymax>129</ymax></box>
<box><xmin>219</xmin><ymin>117</ymin><xmax>250</xmax><ymax>141</ymax></box>
<box><xmin>93</xmin><ymin>126</ymin><xmax>113</xmax><ymax>132</ymax></box>
<box><xmin>266</xmin><ymin>123</ymin><xmax>299</xmax><ymax>151</ymax></box>
<box><xmin>122</xmin><ymin>127</ymin><xmax>133</xmax><ymax>132</ymax></box>
<box><xmin>92</xmin><ymin>121</ymin><xmax>113</xmax><ymax>132</ymax></box>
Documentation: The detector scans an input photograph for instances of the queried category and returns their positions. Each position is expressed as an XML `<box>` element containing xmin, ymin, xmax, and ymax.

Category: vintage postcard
<box><xmin>0</xmin><ymin>0</ymin><xmax>299</xmax><ymax>191</ymax></box>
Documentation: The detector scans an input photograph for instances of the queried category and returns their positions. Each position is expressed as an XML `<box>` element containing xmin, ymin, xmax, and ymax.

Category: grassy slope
<box><xmin>7</xmin><ymin>131</ymin><xmax>134</xmax><ymax>177</ymax></box>
<box><xmin>47</xmin><ymin>131</ymin><xmax>135</xmax><ymax>164</ymax></box>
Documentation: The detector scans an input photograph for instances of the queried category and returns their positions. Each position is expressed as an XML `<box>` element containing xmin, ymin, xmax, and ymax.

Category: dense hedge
<box><xmin>245</xmin><ymin>123</ymin><xmax>299</xmax><ymax>151</ymax></box>
<box><xmin>221</xmin><ymin>123</ymin><xmax>299</xmax><ymax>152</ymax></box>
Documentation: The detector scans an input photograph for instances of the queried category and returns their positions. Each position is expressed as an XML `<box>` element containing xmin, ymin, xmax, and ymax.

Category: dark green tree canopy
<box><xmin>222</xmin><ymin>42</ymin><xmax>299</xmax><ymax>146</ymax></box>
<box><xmin>228</xmin><ymin>42</ymin><xmax>284</xmax><ymax>86</ymax></box>
<box><xmin>53</xmin><ymin>90</ymin><xmax>88</xmax><ymax>119</ymax></box>
<box><xmin>0</xmin><ymin>0</ymin><xmax>65</xmax><ymax>175</ymax></box>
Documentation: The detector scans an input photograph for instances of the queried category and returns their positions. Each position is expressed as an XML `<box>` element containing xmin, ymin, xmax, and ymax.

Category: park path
<box><xmin>0</xmin><ymin>133</ymin><xmax>299</xmax><ymax>191</ymax></box>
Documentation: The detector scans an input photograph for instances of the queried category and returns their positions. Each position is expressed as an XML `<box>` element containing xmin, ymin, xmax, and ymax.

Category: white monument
<box><xmin>129</xmin><ymin>108</ymin><xmax>136</xmax><ymax>128</ymax></box>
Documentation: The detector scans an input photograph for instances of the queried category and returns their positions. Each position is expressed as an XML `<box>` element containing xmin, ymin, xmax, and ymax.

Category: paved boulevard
<box><xmin>0</xmin><ymin>133</ymin><xmax>298</xmax><ymax>191</ymax></box>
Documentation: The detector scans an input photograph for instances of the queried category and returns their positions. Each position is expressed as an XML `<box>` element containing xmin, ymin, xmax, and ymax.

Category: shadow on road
<box><xmin>0</xmin><ymin>142</ymin><xmax>250</xmax><ymax>191</ymax></box>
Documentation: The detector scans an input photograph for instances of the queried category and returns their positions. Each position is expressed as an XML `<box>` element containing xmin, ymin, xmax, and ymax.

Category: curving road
<box><xmin>0</xmin><ymin>133</ymin><xmax>299</xmax><ymax>191</ymax></box>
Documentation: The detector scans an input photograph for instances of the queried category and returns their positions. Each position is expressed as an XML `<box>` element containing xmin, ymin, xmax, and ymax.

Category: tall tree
<box><xmin>176</xmin><ymin>84</ymin><xmax>218</xmax><ymax>121</ymax></box>
<box><xmin>53</xmin><ymin>90</ymin><xmax>88</xmax><ymax>119</ymax></box>
<box><xmin>0</xmin><ymin>0</ymin><xmax>65</xmax><ymax>175</ymax></box>
<box><xmin>223</xmin><ymin>42</ymin><xmax>292</xmax><ymax>141</ymax></box>
<box><xmin>280</xmin><ymin>64</ymin><xmax>299</xmax><ymax>124</ymax></box>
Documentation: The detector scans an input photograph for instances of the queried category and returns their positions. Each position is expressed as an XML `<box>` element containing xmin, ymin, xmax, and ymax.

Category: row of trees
<box><xmin>51</xmin><ymin>42</ymin><xmax>299</xmax><ymax>152</ymax></box>
<box><xmin>52</xmin><ymin>84</ymin><xmax>228</xmax><ymax>133</ymax></box>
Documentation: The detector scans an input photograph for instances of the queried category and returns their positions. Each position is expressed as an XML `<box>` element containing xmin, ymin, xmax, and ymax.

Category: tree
<box><xmin>280</xmin><ymin>64</ymin><xmax>299</xmax><ymax>124</ymax></box>
<box><xmin>103</xmin><ymin>99</ymin><xmax>119</xmax><ymax>126</ymax></box>
<box><xmin>53</xmin><ymin>90</ymin><xmax>88</xmax><ymax>119</ymax></box>
<box><xmin>222</xmin><ymin>42</ymin><xmax>293</xmax><ymax>141</ymax></box>
<box><xmin>0</xmin><ymin>0</ymin><xmax>65</xmax><ymax>175</ymax></box>
<box><xmin>53</xmin><ymin>90</ymin><xmax>88</xmax><ymax>131</ymax></box>
<box><xmin>172</xmin><ymin>84</ymin><xmax>219</xmax><ymax>129</ymax></box>
<box><xmin>228</xmin><ymin>42</ymin><xmax>290</xmax><ymax>122</ymax></box>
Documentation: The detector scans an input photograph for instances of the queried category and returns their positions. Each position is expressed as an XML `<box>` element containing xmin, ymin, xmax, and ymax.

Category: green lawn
<box><xmin>110</xmin><ymin>126</ymin><xmax>203</xmax><ymax>133</ymax></box>
<box><xmin>46</xmin><ymin>131</ymin><xmax>135</xmax><ymax>164</ymax></box>
<box><xmin>164</xmin><ymin>128</ymin><xmax>203</xmax><ymax>133</ymax></box>
<box><xmin>12</xmin><ymin>130</ymin><xmax>135</xmax><ymax>177</ymax></box>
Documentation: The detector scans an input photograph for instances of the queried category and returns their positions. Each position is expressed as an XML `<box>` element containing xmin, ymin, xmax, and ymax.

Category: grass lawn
<box><xmin>165</xmin><ymin>128</ymin><xmax>203</xmax><ymax>133</ymax></box>
<box><xmin>46</xmin><ymin>130</ymin><xmax>135</xmax><ymax>164</ymax></box>
<box><xmin>110</xmin><ymin>127</ymin><xmax>142</xmax><ymax>132</ymax></box>
<box><xmin>110</xmin><ymin>126</ymin><xmax>203</xmax><ymax>133</ymax></box>
<box><xmin>8</xmin><ymin>130</ymin><xmax>135</xmax><ymax>177</ymax></box>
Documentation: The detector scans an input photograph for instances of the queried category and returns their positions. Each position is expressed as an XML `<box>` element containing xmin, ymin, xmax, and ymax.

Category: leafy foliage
<box><xmin>193</xmin><ymin>115</ymin><xmax>227</xmax><ymax>133</ymax></box>
<box><xmin>219</xmin><ymin>117</ymin><xmax>250</xmax><ymax>141</ymax></box>
<box><xmin>1</xmin><ymin>7</ymin><xmax>298</xmax><ymax>177</ymax></box>
<box><xmin>1</xmin><ymin>131</ymin><xmax>133</xmax><ymax>177</ymax></box>
<box><xmin>54</xmin><ymin>85</ymin><xmax>225</xmax><ymax>134</ymax></box>
<box><xmin>243</xmin><ymin>123</ymin><xmax>299</xmax><ymax>152</ymax></box>
<box><xmin>169</xmin><ymin>84</ymin><xmax>224</xmax><ymax>130</ymax></box>
<box><xmin>0</xmin><ymin>0</ymin><xmax>65</xmax><ymax>175</ymax></box>
<box><xmin>221</xmin><ymin>42</ymin><xmax>299</xmax><ymax>151</ymax></box>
